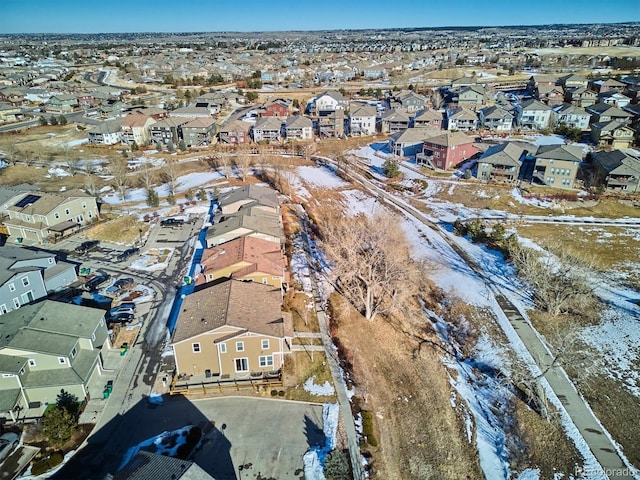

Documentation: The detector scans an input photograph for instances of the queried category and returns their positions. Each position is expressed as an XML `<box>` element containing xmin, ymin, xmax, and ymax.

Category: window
<box><xmin>58</xmin><ymin>357</ymin><xmax>66</xmax><ymax>365</ymax></box>
<box><xmin>235</xmin><ymin>341</ymin><xmax>244</xmax><ymax>352</ymax></box>
<box><xmin>82</xmin><ymin>202</ymin><xmax>87</xmax><ymax>209</ymax></box>
<box><xmin>261</xmin><ymin>339</ymin><xmax>269</xmax><ymax>350</ymax></box>
<box><xmin>192</xmin><ymin>343</ymin><xmax>201</xmax><ymax>353</ymax></box>
<box><xmin>259</xmin><ymin>355</ymin><xmax>274</xmax><ymax>367</ymax></box>
<box><xmin>8</xmin><ymin>283</ymin><xmax>15</xmax><ymax>292</ymax></box>
<box><xmin>19</xmin><ymin>368</ymin><xmax>25</xmax><ymax>375</ymax></box>
<box><xmin>54</xmin><ymin>212</ymin><xmax>60</xmax><ymax>219</ymax></box>
<box><xmin>71</xmin><ymin>347</ymin><xmax>77</xmax><ymax>358</ymax></box>
<box><xmin>88</xmin><ymin>211</ymin><xmax>93</xmax><ymax>218</ymax></box>
<box><xmin>22</xmin><ymin>277</ymin><xmax>30</xmax><ymax>287</ymax></box>
<box><xmin>48</xmin><ymin>257</ymin><xmax>54</xmax><ymax>264</ymax></box>
<box><xmin>262</xmin><ymin>278</ymin><xmax>268</xmax><ymax>284</ymax></box>
<box><xmin>13</xmin><ymin>298</ymin><xmax>20</xmax><ymax>309</ymax></box>
<box><xmin>65</xmin><ymin>208</ymin><xmax>70</xmax><ymax>215</ymax></box>
<box><xmin>219</xmin><ymin>343</ymin><xmax>226</xmax><ymax>353</ymax></box>
<box><xmin>28</xmin><ymin>359</ymin><xmax>36</xmax><ymax>367</ymax></box>
<box><xmin>234</xmin><ymin>358</ymin><xmax>249</xmax><ymax>372</ymax></box>
<box><xmin>0</xmin><ymin>304</ymin><xmax>7</xmax><ymax>314</ymax></box>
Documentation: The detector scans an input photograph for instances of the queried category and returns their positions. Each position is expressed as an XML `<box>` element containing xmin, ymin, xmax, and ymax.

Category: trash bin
<box><xmin>105</xmin><ymin>380</ymin><xmax>113</xmax><ymax>393</ymax></box>
<box><xmin>120</xmin><ymin>343</ymin><xmax>128</xmax><ymax>356</ymax></box>
<box><xmin>103</xmin><ymin>388</ymin><xmax>110</xmax><ymax>399</ymax></box>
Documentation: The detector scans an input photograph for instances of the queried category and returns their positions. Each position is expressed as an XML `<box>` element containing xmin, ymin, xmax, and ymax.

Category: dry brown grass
<box><xmin>283</xmin><ymin>351</ymin><xmax>336</xmax><ymax>403</ymax></box>
<box><xmin>329</xmin><ymin>293</ymin><xmax>482</xmax><ymax>480</ymax></box>
<box><xmin>516</xmin><ymin>224</ymin><xmax>640</xmax><ymax>289</ymax></box>
<box><xmin>83</xmin><ymin>215</ymin><xmax>149</xmax><ymax>245</ymax></box>
<box><xmin>284</xmin><ymin>290</ymin><xmax>320</xmax><ymax>333</ymax></box>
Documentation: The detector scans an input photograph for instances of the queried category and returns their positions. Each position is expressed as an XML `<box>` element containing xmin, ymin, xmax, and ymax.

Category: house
<box><xmin>115</xmin><ymin>451</ymin><xmax>215</xmax><ymax>480</ymax></box>
<box><xmin>259</xmin><ymin>99</ymin><xmax>290</xmax><ymax>118</ymax></box>
<box><xmin>588</xmin><ymin>78</ymin><xmax>625</xmax><ymax>94</ymax></box>
<box><xmin>181</xmin><ymin>117</ymin><xmax>217</xmax><ymax>147</ymax></box>
<box><xmin>456</xmin><ymin>85</ymin><xmax>486</xmax><ymax>110</ymax></box>
<box><xmin>380</xmin><ymin>110</ymin><xmax>410</xmax><ymax>134</ymax></box>
<box><xmin>586</xmin><ymin>103</ymin><xmax>632</xmax><ymax>125</ymax></box>
<box><xmin>45</xmin><ymin>94</ymin><xmax>78</xmax><ymax>114</ymax></box>
<box><xmin>590</xmin><ymin>149</ymin><xmax>640</xmax><ymax>193</ymax></box>
<box><xmin>349</xmin><ymin>104</ymin><xmax>377</xmax><ymax>136</ymax></box>
<box><xmin>553</xmin><ymin>103</ymin><xmax>591</xmax><ymax>130</ymax></box>
<box><xmin>398</xmin><ymin>91</ymin><xmax>428</xmax><ymax>113</ymax></box>
<box><xmin>478</xmin><ymin>105</ymin><xmax>514</xmax><ymax>132</ymax></box>
<box><xmin>532</xmin><ymin>144</ymin><xmax>585</xmax><ymax>189</ymax></box>
<box><xmin>127</xmin><ymin>107</ymin><xmax>168</xmax><ymax>121</ymax></box>
<box><xmin>317</xmin><ymin>110</ymin><xmax>344</xmax><ymax>138</ymax></box>
<box><xmin>527</xmin><ymin>74</ymin><xmax>558</xmax><ymax>96</ymax></box>
<box><xmin>388</xmin><ymin>127</ymin><xmax>439</xmax><ymax>157</ymax></box>
<box><xmin>0</xmin><ymin>103</ymin><xmax>23</xmax><ymax>124</ymax></box>
<box><xmin>413</xmin><ymin>109</ymin><xmax>444</xmax><ymax>129</ymax></box>
<box><xmin>3</xmin><ymin>191</ymin><xmax>99</xmax><ymax>244</ymax></box>
<box><xmin>218</xmin><ymin>119</ymin><xmax>252</xmax><ymax>145</ymax></box>
<box><xmin>150</xmin><ymin>117</ymin><xmax>189</xmax><ymax>145</ymax></box>
<box><xmin>417</xmin><ymin>132</ymin><xmax>479</xmax><ymax>170</ymax></box>
<box><xmin>218</xmin><ymin>184</ymin><xmax>279</xmax><ymax>215</ymax></box>
<box><xmin>0</xmin><ymin>245</ymin><xmax>77</xmax><ymax>314</ymax></box>
<box><xmin>87</xmin><ymin>120</ymin><xmax>122</xmax><ymax>146</ymax></box>
<box><xmin>559</xmin><ymin>74</ymin><xmax>589</xmax><ymax>91</ymax></box>
<box><xmin>205</xmin><ymin>208</ymin><xmax>284</xmax><ymax>248</ymax></box>
<box><xmin>477</xmin><ymin>142</ymin><xmax>530</xmax><ymax>183</ymax></box>
<box><xmin>170</xmin><ymin>279</ymin><xmax>293</xmax><ymax>379</ymax></box>
<box><xmin>516</xmin><ymin>99</ymin><xmax>554</xmax><ymax>130</ymax></box>
<box><xmin>284</xmin><ymin>115</ymin><xmax>313</xmax><ymax>141</ymax></box>
<box><xmin>252</xmin><ymin>117</ymin><xmax>283</xmax><ymax>142</ymax></box>
<box><xmin>565</xmin><ymin>87</ymin><xmax>598</xmax><ymax>108</ymax></box>
<box><xmin>590</xmin><ymin>121</ymin><xmax>635</xmax><ymax>149</ymax></box>
<box><xmin>598</xmin><ymin>91</ymin><xmax>631</xmax><ymax>108</ymax></box>
<box><xmin>0</xmin><ymin>300</ymin><xmax>109</xmax><ymax>420</ymax></box>
<box><xmin>446</xmin><ymin>106</ymin><xmax>478</xmax><ymax>131</ymax></box>
<box><xmin>197</xmin><ymin>236</ymin><xmax>287</xmax><ymax>288</ymax></box>
<box><xmin>120</xmin><ymin>112</ymin><xmax>156</xmax><ymax>146</ymax></box>
<box><xmin>537</xmin><ymin>85</ymin><xmax>565</xmax><ymax>106</ymax></box>
<box><xmin>313</xmin><ymin>91</ymin><xmax>348</xmax><ymax>115</ymax></box>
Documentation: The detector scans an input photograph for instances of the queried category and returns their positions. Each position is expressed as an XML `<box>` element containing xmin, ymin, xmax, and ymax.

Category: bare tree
<box><xmin>109</xmin><ymin>157</ymin><xmax>130</xmax><ymax>201</ymax></box>
<box><xmin>84</xmin><ymin>173</ymin><xmax>100</xmax><ymax>198</ymax></box>
<box><xmin>510</xmin><ymin>245</ymin><xmax>597</xmax><ymax>317</ymax></box>
<box><xmin>319</xmin><ymin>209</ymin><xmax>421</xmax><ymax>321</ymax></box>
<box><xmin>217</xmin><ymin>155</ymin><xmax>232</xmax><ymax>179</ymax></box>
<box><xmin>161</xmin><ymin>158</ymin><xmax>180</xmax><ymax>196</ymax></box>
<box><xmin>63</xmin><ymin>147</ymin><xmax>83</xmax><ymax>175</ymax></box>
<box><xmin>235</xmin><ymin>150</ymin><xmax>253</xmax><ymax>182</ymax></box>
<box><xmin>430</xmin><ymin>88</ymin><xmax>444</xmax><ymax>110</ymax></box>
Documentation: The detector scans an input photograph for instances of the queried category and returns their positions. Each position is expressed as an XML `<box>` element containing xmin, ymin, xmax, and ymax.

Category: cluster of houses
<box><xmin>170</xmin><ymin>184</ymin><xmax>293</xmax><ymax>384</ymax></box>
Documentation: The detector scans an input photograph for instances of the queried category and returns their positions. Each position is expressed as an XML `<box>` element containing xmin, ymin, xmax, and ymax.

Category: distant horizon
<box><xmin>1</xmin><ymin>0</ymin><xmax>639</xmax><ymax>35</ymax></box>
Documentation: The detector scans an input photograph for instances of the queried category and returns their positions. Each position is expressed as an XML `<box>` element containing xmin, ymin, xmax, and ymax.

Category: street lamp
<box><xmin>238</xmin><ymin>464</ymin><xmax>243</xmax><ymax>479</ymax></box>
<box><xmin>138</xmin><ymin>228</ymin><xmax>143</xmax><ymax>245</ymax></box>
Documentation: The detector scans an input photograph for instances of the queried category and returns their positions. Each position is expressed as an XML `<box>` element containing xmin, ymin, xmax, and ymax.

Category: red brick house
<box><xmin>259</xmin><ymin>99</ymin><xmax>290</xmax><ymax>119</ymax></box>
<box><xmin>418</xmin><ymin>131</ymin><xmax>478</xmax><ymax>170</ymax></box>
<box><xmin>218</xmin><ymin>119</ymin><xmax>252</xmax><ymax>145</ymax></box>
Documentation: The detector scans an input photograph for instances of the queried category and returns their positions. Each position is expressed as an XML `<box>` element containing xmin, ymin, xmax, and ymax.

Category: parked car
<box><xmin>116</xmin><ymin>247</ymin><xmax>140</xmax><ymax>262</ymax></box>
<box><xmin>75</xmin><ymin>240</ymin><xmax>100</xmax><ymax>254</ymax></box>
<box><xmin>84</xmin><ymin>273</ymin><xmax>110</xmax><ymax>292</ymax></box>
<box><xmin>105</xmin><ymin>278</ymin><xmax>134</xmax><ymax>295</ymax></box>
<box><xmin>109</xmin><ymin>302</ymin><xmax>136</xmax><ymax>317</ymax></box>
<box><xmin>0</xmin><ymin>432</ymin><xmax>19</xmax><ymax>462</ymax></box>
<box><xmin>107</xmin><ymin>312</ymin><xmax>135</xmax><ymax>324</ymax></box>
<box><xmin>160</xmin><ymin>217</ymin><xmax>184</xmax><ymax>227</ymax></box>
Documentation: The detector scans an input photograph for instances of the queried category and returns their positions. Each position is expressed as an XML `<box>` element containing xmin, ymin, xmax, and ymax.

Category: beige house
<box><xmin>532</xmin><ymin>144</ymin><xmax>585</xmax><ymax>189</ymax></box>
<box><xmin>197</xmin><ymin>236</ymin><xmax>288</xmax><ymax>288</ymax></box>
<box><xmin>205</xmin><ymin>207</ymin><xmax>284</xmax><ymax>248</ymax></box>
<box><xmin>171</xmin><ymin>280</ymin><xmax>293</xmax><ymax>380</ymax></box>
<box><xmin>0</xmin><ymin>300</ymin><xmax>109</xmax><ymax>421</ymax></box>
<box><xmin>3</xmin><ymin>190</ymin><xmax>99</xmax><ymax>244</ymax></box>
<box><xmin>218</xmin><ymin>184</ymin><xmax>279</xmax><ymax>215</ymax></box>
<box><xmin>120</xmin><ymin>112</ymin><xmax>156</xmax><ymax>146</ymax></box>
<box><xmin>590</xmin><ymin>120</ymin><xmax>635</xmax><ymax>149</ymax></box>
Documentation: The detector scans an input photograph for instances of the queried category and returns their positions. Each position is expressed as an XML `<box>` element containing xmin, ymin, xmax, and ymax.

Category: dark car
<box><xmin>107</xmin><ymin>312</ymin><xmax>135</xmax><ymax>324</ymax></box>
<box><xmin>105</xmin><ymin>278</ymin><xmax>135</xmax><ymax>295</ymax></box>
<box><xmin>160</xmin><ymin>217</ymin><xmax>184</xmax><ymax>227</ymax></box>
<box><xmin>75</xmin><ymin>240</ymin><xmax>100</xmax><ymax>254</ymax></box>
<box><xmin>84</xmin><ymin>273</ymin><xmax>110</xmax><ymax>292</ymax></box>
<box><xmin>116</xmin><ymin>247</ymin><xmax>140</xmax><ymax>262</ymax></box>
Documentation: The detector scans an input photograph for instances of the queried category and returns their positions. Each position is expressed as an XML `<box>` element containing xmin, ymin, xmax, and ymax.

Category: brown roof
<box><xmin>424</xmin><ymin>131</ymin><xmax>476</xmax><ymax>147</ymax></box>
<box><xmin>121</xmin><ymin>112</ymin><xmax>152</xmax><ymax>128</ymax></box>
<box><xmin>183</xmin><ymin>117</ymin><xmax>217</xmax><ymax>128</ymax></box>
<box><xmin>199</xmin><ymin>236</ymin><xmax>286</xmax><ymax>283</ymax></box>
<box><xmin>172</xmin><ymin>280</ymin><xmax>292</xmax><ymax>344</ymax></box>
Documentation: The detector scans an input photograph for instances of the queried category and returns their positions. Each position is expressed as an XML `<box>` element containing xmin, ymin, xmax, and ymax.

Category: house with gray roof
<box><xmin>388</xmin><ymin>127</ymin><xmax>439</xmax><ymax>157</ymax></box>
<box><xmin>205</xmin><ymin>210</ymin><xmax>284</xmax><ymax>248</ymax></box>
<box><xmin>516</xmin><ymin>99</ymin><xmax>554</xmax><ymax>130</ymax></box>
<box><xmin>0</xmin><ymin>300</ymin><xmax>109</xmax><ymax>420</ymax></box>
<box><xmin>585</xmin><ymin>102</ymin><xmax>632</xmax><ymax>125</ymax></box>
<box><xmin>477</xmin><ymin>142</ymin><xmax>531</xmax><ymax>183</ymax></box>
<box><xmin>553</xmin><ymin>103</ymin><xmax>591</xmax><ymax>130</ymax></box>
<box><xmin>349</xmin><ymin>104</ymin><xmax>377</xmax><ymax>136</ymax></box>
<box><xmin>380</xmin><ymin>110</ymin><xmax>410</xmax><ymax>133</ymax></box>
<box><xmin>87</xmin><ymin>119</ymin><xmax>123</xmax><ymax>146</ymax></box>
<box><xmin>181</xmin><ymin>117</ymin><xmax>217</xmax><ymax>147</ymax></box>
<box><xmin>590</xmin><ymin>149</ymin><xmax>640</xmax><ymax>193</ymax></box>
<box><xmin>284</xmin><ymin>115</ymin><xmax>313</xmax><ymax>140</ymax></box>
<box><xmin>478</xmin><ymin>105</ymin><xmax>514</xmax><ymax>132</ymax></box>
<box><xmin>218</xmin><ymin>184</ymin><xmax>279</xmax><ymax>216</ymax></box>
<box><xmin>252</xmin><ymin>117</ymin><xmax>283</xmax><ymax>142</ymax></box>
<box><xmin>532</xmin><ymin>144</ymin><xmax>585</xmax><ymax>189</ymax></box>
<box><xmin>412</xmin><ymin>109</ymin><xmax>444</xmax><ymax>129</ymax></box>
<box><xmin>115</xmin><ymin>451</ymin><xmax>215</xmax><ymax>480</ymax></box>
<box><xmin>150</xmin><ymin>117</ymin><xmax>190</xmax><ymax>145</ymax></box>
<box><xmin>446</xmin><ymin>106</ymin><xmax>478</xmax><ymax>131</ymax></box>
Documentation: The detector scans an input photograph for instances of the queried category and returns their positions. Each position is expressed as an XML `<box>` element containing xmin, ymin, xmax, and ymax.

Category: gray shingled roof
<box><xmin>479</xmin><ymin>142</ymin><xmax>529</xmax><ymax>167</ymax></box>
<box><xmin>535</xmin><ymin>144</ymin><xmax>585</xmax><ymax>162</ymax></box>
<box><xmin>115</xmin><ymin>451</ymin><xmax>214</xmax><ymax>480</ymax></box>
<box><xmin>218</xmin><ymin>185</ymin><xmax>279</xmax><ymax>210</ymax></box>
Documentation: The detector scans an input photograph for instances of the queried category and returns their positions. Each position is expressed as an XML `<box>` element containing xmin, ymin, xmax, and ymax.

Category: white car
<box><xmin>0</xmin><ymin>432</ymin><xmax>19</xmax><ymax>462</ymax></box>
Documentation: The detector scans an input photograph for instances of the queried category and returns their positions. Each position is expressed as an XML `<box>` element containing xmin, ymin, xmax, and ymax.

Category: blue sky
<box><xmin>1</xmin><ymin>0</ymin><xmax>638</xmax><ymax>34</ymax></box>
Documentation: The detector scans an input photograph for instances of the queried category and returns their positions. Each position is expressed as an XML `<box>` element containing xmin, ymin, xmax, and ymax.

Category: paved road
<box><xmin>318</xmin><ymin>155</ymin><xmax>637</xmax><ymax>479</ymax></box>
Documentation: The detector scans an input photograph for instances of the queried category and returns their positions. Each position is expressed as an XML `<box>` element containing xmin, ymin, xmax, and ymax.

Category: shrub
<box><xmin>278</xmin><ymin>390</ymin><xmax>285</xmax><ymax>397</ymax></box>
<box><xmin>271</xmin><ymin>390</ymin><xmax>278</xmax><ymax>396</ymax></box>
<box><xmin>31</xmin><ymin>452</ymin><xmax>64</xmax><ymax>475</ymax></box>
<box><xmin>361</xmin><ymin>411</ymin><xmax>378</xmax><ymax>447</ymax></box>
<box><xmin>382</xmin><ymin>159</ymin><xmax>401</xmax><ymax>178</ymax></box>
<box><xmin>324</xmin><ymin>450</ymin><xmax>352</xmax><ymax>480</ymax></box>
